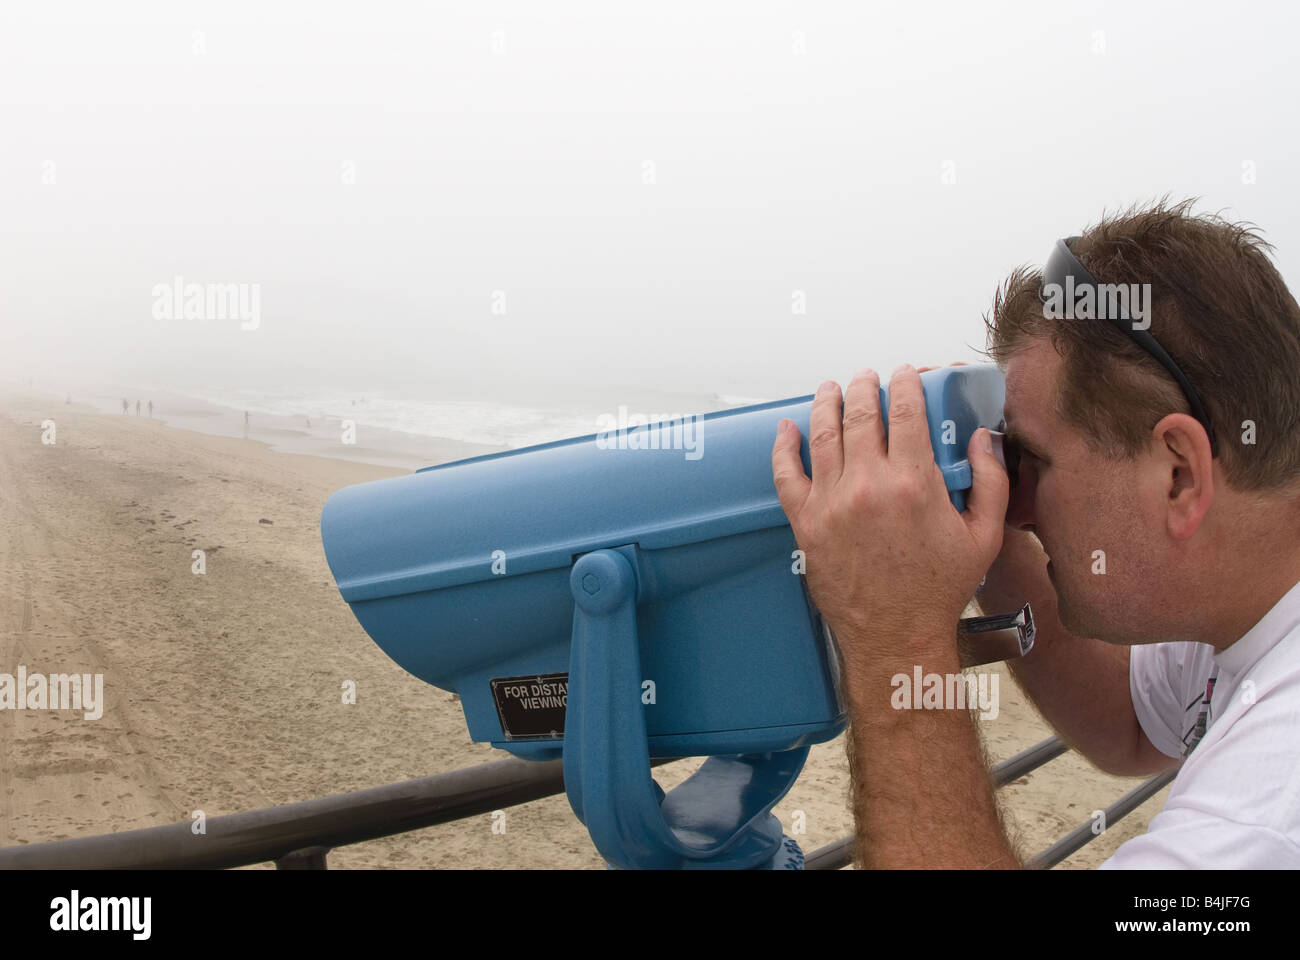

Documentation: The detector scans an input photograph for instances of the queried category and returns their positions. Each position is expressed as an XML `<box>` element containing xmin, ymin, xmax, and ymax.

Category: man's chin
<box><xmin>1055</xmin><ymin>591</ymin><xmax>1123</xmax><ymax>644</ymax></box>
<box><xmin>1053</xmin><ymin>588</ymin><xmax>1090</xmax><ymax>638</ymax></box>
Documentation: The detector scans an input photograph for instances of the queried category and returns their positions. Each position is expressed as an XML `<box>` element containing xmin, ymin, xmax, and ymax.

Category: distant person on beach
<box><xmin>148</xmin><ymin>400</ymin><xmax>153</xmax><ymax>418</ymax></box>
<box><xmin>135</xmin><ymin>400</ymin><xmax>140</xmax><ymax>415</ymax></box>
<box><xmin>121</xmin><ymin>398</ymin><xmax>128</xmax><ymax>414</ymax></box>
<box><xmin>772</xmin><ymin>199</ymin><xmax>1300</xmax><ymax>868</ymax></box>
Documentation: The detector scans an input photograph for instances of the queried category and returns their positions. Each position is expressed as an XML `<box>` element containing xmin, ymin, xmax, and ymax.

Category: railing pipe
<box><xmin>0</xmin><ymin>757</ymin><xmax>672</xmax><ymax>870</ymax></box>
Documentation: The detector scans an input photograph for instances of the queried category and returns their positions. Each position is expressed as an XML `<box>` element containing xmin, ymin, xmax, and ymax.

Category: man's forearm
<box><xmin>840</xmin><ymin>625</ymin><xmax>1020</xmax><ymax>869</ymax></box>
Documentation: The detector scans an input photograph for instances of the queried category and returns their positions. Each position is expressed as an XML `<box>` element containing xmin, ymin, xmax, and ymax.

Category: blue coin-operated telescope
<box><xmin>321</xmin><ymin>364</ymin><xmax>1007</xmax><ymax>869</ymax></box>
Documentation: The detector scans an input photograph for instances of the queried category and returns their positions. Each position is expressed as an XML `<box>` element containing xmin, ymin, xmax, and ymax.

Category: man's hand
<box><xmin>770</xmin><ymin>365</ymin><xmax>1010</xmax><ymax>677</ymax></box>
<box><xmin>768</xmin><ymin>364</ymin><xmax>1020</xmax><ymax>868</ymax></box>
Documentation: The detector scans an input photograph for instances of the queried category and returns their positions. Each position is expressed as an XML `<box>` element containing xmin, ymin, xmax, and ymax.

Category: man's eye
<box><xmin>1002</xmin><ymin>436</ymin><xmax>1022</xmax><ymax>487</ymax></box>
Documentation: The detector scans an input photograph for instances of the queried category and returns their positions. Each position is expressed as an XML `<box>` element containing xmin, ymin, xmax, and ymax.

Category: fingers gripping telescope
<box><xmin>320</xmin><ymin>364</ymin><xmax>1021</xmax><ymax>868</ymax></box>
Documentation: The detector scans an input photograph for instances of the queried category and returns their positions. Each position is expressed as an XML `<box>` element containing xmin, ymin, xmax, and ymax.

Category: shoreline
<box><xmin>3</xmin><ymin>375</ymin><xmax>780</xmax><ymax>475</ymax></box>
<box><xmin>34</xmin><ymin>384</ymin><xmax>508</xmax><ymax>473</ymax></box>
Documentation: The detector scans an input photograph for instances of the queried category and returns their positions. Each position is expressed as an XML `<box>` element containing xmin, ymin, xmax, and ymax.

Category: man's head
<box><xmin>983</xmin><ymin>198</ymin><xmax>1300</xmax><ymax>646</ymax></box>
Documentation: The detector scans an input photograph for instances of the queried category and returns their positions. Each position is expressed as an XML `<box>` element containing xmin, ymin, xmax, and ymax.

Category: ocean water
<box><xmin>72</xmin><ymin>380</ymin><xmax>780</xmax><ymax>453</ymax></box>
<box><xmin>185</xmin><ymin>387</ymin><xmax>608</xmax><ymax>449</ymax></box>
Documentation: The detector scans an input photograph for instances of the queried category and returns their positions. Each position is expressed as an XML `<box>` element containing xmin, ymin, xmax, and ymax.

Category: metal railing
<box><xmin>803</xmin><ymin>736</ymin><xmax>1173</xmax><ymax>869</ymax></box>
<box><xmin>0</xmin><ymin>756</ymin><xmax>671</xmax><ymax>870</ymax></box>
<box><xmin>0</xmin><ymin>736</ymin><xmax>1170</xmax><ymax>869</ymax></box>
<box><xmin>1024</xmin><ymin>766</ymin><xmax>1178</xmax><ymax>869</ymax></box>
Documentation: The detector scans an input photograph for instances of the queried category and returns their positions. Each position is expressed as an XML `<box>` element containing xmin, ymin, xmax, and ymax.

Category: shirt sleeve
<box><xmin>1128</xmin><ymin>641</ymin><xmax>1195</xmax><ymax>761</ymax></box>
<box><xmin>1104</xmin><ymin>641</ymin><xmax>1300</xmax><ymax>868</ymax></box>
<box><xmin>1098</xmin><ymin>807</ymin><xmax>1300</xmax><ymax>868</ymax></box>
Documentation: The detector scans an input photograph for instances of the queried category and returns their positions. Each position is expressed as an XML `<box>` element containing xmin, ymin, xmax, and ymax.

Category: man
<box><xmin>771</xmin><ymin>199</ymin><xmax>1300</xmax><ymax>868</ymax></box>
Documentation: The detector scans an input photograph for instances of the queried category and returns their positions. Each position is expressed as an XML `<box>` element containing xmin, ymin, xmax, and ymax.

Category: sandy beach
<box><xmin>0</xmin><ymin>388</ymin><xmax>1169</xmax><ymax>868</ymax></box>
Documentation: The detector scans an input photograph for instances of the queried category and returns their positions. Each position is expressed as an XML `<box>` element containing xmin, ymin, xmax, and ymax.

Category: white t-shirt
<box><xmin>1098</xmin><ymin>577</ymin><xmax>1300</xmax><ymax>868</ymax></box>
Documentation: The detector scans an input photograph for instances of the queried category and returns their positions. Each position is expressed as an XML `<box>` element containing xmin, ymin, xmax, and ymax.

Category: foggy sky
<box><xmin>1</xmin><ymin>1</ymin><xmax>1296</xmax><ymax>404</ymax></box>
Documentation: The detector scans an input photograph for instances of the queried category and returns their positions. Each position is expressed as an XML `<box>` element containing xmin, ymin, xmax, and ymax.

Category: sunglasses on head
<box><xmin>1039</xmin><ymin>237</ymin><xmax>1219</xmax><ymax>458</ymax></box>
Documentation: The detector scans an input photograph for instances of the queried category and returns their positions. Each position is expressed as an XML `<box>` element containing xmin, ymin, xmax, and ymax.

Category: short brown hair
<box><xmin>982</xmin><ymin>197</ymin><xmax>1300</xmax><ymax>491</ymax></box>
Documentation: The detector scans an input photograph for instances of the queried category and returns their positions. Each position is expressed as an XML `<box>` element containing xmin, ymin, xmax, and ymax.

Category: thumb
<box><xmin>964</xmin><ymin>428</ymin><xmax>1009</xmax><ymax>546</ymax></box>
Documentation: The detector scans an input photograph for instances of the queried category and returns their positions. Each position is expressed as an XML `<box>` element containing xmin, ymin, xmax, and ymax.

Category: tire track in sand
<box><xmin>0</xmin><ymin>413</ymin><xmax>188</xmax><ymax>846</ymax></box>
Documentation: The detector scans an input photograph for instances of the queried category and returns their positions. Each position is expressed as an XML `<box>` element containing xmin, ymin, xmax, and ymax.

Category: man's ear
<box><xmin>1150</xmin><ymin>413</ymin><xmax>1215</xmax><ymax>541</ymax></box>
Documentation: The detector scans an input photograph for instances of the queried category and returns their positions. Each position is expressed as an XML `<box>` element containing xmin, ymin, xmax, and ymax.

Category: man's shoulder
<box><xmin>1205</xmin><ymin>625</ymin><xmax>1300</xmax><ymax>748</ymax></box>
<box><xmin>1180</xmin><ymin>628</ymin><xmax>1300</xmax><ymax>825</ymax></box>
<box><xmin>1102</xmin><ymin>631</ymin><xmax>1300</xmax><ymax>868</ymax></box>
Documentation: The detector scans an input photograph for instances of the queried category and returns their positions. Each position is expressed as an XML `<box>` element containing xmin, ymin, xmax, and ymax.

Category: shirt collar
<box><xmin>1214</xmin><ymin>575</ymin><xmax>1300</xmax><ymax>678</ymax></box>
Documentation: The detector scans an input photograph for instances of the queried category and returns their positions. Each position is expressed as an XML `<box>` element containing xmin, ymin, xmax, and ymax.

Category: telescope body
<box><xmin>320</xmin><ymin>364</ymin><xmax>1006</xmax><ymax>763</ymax></box>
